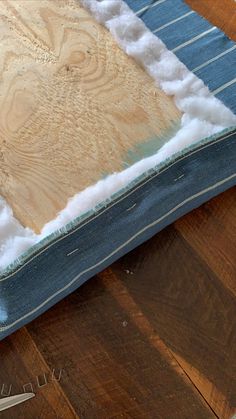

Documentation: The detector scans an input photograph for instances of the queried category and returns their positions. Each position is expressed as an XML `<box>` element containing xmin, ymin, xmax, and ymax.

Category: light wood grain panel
<box><xmin>0</xmin><ymin>0</ymin><xmax>181</xmax><ymax>232</ymax></box>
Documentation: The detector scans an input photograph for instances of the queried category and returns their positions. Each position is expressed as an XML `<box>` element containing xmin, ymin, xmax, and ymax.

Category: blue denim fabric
<box><xmin>125</xmin><ymin>0</ymin><xmax>236</xmax><ymax>113</ymax></box>
<box><xmin>0</xmin><ymin>128</ymin><xmax>235</xmax><ymax>340</ymax></box>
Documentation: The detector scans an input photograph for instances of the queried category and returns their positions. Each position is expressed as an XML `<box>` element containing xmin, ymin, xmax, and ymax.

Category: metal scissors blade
<box><xmin>0</xmin><ymin>392</ymin><xmax>35</xmax><ymax>411</ymax></box>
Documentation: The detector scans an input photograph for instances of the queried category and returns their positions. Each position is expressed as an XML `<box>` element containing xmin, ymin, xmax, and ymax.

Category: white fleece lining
<box><xmin>0</xmin><ymin>0</ymin><xmax>235</xmax><ymax>272</ymax></box>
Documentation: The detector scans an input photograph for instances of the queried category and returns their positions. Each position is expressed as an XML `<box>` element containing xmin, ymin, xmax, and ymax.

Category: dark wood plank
<box><xmin>111</xmin><ymin>219</ymin><xmax>236</xmax><ymax>419</ymax></box>
<box><xmin>25</xmin><ymin>271</ymin><xmax>214</xmax><ymax>419</ymax></box>
<box><xmin>0</xmin><ymin>328</ymin><xmax>76</xmax><ymax>418</ymax></box>
<box><xmin>175</xmin><ymin>188</ymin><xmax>236</xmax><ymax>295</ymax></box>
<box><xmin>186</xmin><ymin>0</ymin><xmax>236</xmax><ymax>41</ymax></box>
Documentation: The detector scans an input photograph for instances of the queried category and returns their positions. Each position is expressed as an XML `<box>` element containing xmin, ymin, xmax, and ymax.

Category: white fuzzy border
<box><xmin>0</xmin><ymin>0</ymin><xmax>235</xmax><ymax>271</ymax></box>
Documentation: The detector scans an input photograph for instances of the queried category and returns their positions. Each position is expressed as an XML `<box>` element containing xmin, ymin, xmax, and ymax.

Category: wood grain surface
<box><xmin>185</xmin><ymin>0</ymin><xmax>236</xmax><ymax>39</ymax></box>
<box><xmin>0</xmin><ymin>0</ymin><xmax>180</xmax><ymax>232</ymax></box>
<box><xmin>0</xmin><ymin>1</ymin><xmax>235</xmax><ymax>418</ymax></box>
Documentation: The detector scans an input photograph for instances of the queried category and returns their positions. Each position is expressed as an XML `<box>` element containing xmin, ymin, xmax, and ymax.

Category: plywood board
<box><xmin>0</xmin><ymin>0</ymin><xmax>181</xmax><ymax>232</ymax></box>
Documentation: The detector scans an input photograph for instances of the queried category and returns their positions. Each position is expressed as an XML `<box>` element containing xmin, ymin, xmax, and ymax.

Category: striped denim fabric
<box><xmin>0</xmin><ymin>128</ymin><xmax>235</xmax><ymax>340</ymax></box>
<box><xmin>124</xmin><ymin>0</ymin><xmax>236</xmax><ymax>113</ymax></box>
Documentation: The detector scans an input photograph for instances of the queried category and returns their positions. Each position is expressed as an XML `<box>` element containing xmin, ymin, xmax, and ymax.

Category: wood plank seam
<box><xmin>98</xmin><ymin>268</ymin><xmax>217</xmax><ymax>417</ymax></box>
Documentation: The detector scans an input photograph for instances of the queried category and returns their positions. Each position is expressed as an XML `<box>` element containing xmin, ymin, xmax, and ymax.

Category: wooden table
<box><xmin>0</xmin><ymin>1</ymin><xmax>235</xmax><ymax>418</ymax></box>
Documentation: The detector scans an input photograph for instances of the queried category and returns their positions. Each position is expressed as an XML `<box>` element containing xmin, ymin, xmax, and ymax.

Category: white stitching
<box><xmin>1</xmin><ymin>172</ymin><xmax>235</xmax><ymax>332</ymax></box>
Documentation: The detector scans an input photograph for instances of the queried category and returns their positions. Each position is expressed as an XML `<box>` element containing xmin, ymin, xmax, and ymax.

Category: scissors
<box><xmin>0</xmin><ymin>393</ymin><xmax>35</xmax><ymax>412</ymax></box>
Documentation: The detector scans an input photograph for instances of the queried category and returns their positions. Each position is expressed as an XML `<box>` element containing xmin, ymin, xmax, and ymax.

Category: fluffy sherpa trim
<box><xmin>0</xmin><ymin>0</ymin><xmax>235</xmax><ymax>271</ymax></box>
